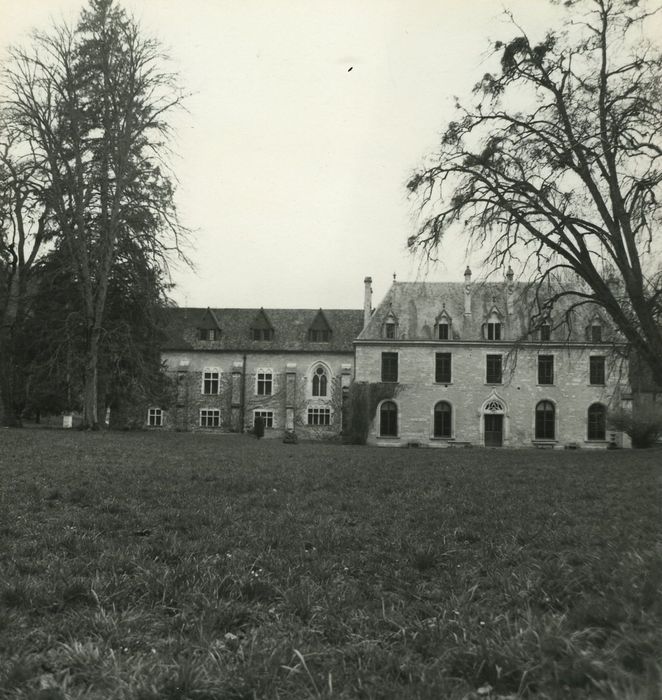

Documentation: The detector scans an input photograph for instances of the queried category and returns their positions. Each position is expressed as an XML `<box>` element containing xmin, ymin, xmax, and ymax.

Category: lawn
<box><xmin>0</xmin><ymin>430</ymin><xmax>660</xmax><ymax>699</ymax></box>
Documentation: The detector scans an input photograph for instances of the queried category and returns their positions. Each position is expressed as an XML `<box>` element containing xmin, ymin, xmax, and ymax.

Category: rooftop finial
<box><xmin>464</xmin><ymin>266</ymin><xmax>472</xmax><ymax>283</ymax></box>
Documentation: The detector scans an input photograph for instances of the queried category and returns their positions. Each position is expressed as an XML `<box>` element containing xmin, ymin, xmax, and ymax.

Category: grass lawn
<box><xmin>0</xmin><ymin>430</ymin><xmax>660</xmax><ymax>699</ymax></box>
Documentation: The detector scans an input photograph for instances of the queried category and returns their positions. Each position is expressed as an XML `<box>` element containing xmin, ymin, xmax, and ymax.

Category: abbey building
<box><xmin>155</xmin><ymin>270</ymin><xmax>631</xmax><ymax>448</ymax></box>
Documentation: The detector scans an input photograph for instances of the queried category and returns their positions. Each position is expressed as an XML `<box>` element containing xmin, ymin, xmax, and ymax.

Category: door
<box><xmin>484</xmin><ymin>414</ymin><xmax>503</xmax><ymax>447</ymax></box>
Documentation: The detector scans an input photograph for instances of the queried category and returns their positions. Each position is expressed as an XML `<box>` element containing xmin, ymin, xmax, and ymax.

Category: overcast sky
<box><xmin>1</xmin><ymin>0</ymin><xmax>574</xmax><ymax>309</ymax></box>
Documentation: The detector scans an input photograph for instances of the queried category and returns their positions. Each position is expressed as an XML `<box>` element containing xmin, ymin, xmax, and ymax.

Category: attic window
<box><xmin>540</xmin><ymin>323</ymin><xmax>551</xmax><ymax>341</ymax></box>
<box><xmin>199</xmin><ymin>328</ymin><xmax>219</xmax><ymax>341</ymax></box>
<box><xmin>590</xmin><ymin>324</ymin><xmax>602</xmax><ymax>343</ymax></box>
<box><xmin>438</xmin><ymin>323</ymin><xmax>450</xmax><ymax>340</ymax></box>
<box><xmin>309</xmin><ymin>329</ymin><xmax>330</xmax><ymax>342</ymax></box>
<box><xmin>252</xmin><ymin>328</ymin><xmax>274</xmax><ymax>341</ymax></box>
<box><xmin>487</xmin><ymin>321</ymin><xmax>501</xmax><ymax>341</ymax></box>
<box><xmin>384</xmin><ymin>322</ymin><xmax>396</xmax><ymax>339</ymax></box>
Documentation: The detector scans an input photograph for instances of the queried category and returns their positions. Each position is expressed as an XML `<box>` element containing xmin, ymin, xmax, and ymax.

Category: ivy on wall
<box><xmin>344</xmin><ymin>382</ymin><xmax>399</xmax><ymax>445</ymax></box>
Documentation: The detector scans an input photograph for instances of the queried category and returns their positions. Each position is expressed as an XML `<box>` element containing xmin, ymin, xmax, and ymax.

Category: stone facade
<box><xmin>153</xmin><ymin>307</ymin><xmax>363</xmax><ymax>438</ymax></box>
<box><xmin>355</xmin><ymin>274</ymin><xmax>630</xmax><ymax>448</ymax></box>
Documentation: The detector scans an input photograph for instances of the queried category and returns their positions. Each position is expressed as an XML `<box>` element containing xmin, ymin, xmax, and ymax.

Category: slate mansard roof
<box><xmin>358</xmin><ymin>281</ymin><xmax>619</xmax><ymax>343</ymax></box>
<box><xmin>163</xmin><ymin>307</ymin><xmax>364</xmax><ymax>353</ymax></box>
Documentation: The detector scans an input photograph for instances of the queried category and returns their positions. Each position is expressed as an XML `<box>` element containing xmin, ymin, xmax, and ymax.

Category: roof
<box><xmin>358</xmin><ymin>281</ymin><xmax>617</xmax><ymax>343</ymax></box>
<box><xmin>162</xmin><ymin>307</ymin><xmax>364</xmax><ymax>353</ymax></box>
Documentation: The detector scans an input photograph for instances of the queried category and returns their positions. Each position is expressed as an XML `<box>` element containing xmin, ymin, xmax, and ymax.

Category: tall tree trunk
<box><xmin>82</xmin><ymin>326</ymin><xmax>101</xmax><ymax>429</ymax></box>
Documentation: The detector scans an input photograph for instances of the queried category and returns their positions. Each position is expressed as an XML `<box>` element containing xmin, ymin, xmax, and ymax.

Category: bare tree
<box><xmin>2</xmin><ymin>0</ymin><xmax>185</xmax><ymax>428</ymax></box>
<box><xmin>407</xmin><ymin>0</ymin><xmax>662</xmax><ymax>385</ymax></box>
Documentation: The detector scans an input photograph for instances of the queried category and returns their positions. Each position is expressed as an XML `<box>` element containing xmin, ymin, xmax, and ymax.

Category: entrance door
<box><xmin>484</xmin><ymin>414</ymin><xmax>503</xmax><ymax>447</ymax></box>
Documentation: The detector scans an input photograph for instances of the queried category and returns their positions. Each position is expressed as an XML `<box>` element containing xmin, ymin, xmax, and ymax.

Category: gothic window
<box><xmin>483</xmin><ymin>399</ymin><xmax>505</xmax><ymax>413</ymax></box>
<box><xmin>587</xmin><ymin>403</ymin><xmax>606</xmax><ymax>440</ymax></box>
<box><xmin>312</xmin><ymin>366</ymin><xmax>328</xmax><ymax>397</ymax></box>
<box><xmin>535</xmin><ymin>401</ymin><xmax>555</xmax><ymax>440</ymax></box>
<box><xmin>380</xmin><ymin>401</ymin><xmax>398</xmax><ymax>437</ymax></box>
<box><xmin>433</xmin><ymin>401</ymin><xmax>452</xmax><ymax>438</ymax></box>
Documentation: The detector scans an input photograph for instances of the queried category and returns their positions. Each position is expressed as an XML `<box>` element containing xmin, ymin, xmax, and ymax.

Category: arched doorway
<box><xmin>482</xmin><ymin>396</ymin><xmax>506</xmax><ymax>447</ymax></box>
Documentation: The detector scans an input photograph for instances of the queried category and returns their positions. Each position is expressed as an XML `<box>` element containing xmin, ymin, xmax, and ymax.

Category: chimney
<box><xmin>363</xmin><ymin>276</ymin><xmax>373</xmax><ymax>328</ymax></box>
<box><xmin>464</xmin><ymin>267</ymin><xmax>472</xmax><ymax>315</ymax></box>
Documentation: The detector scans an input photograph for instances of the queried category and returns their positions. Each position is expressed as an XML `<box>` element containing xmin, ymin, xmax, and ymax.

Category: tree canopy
<box><xmin>407</xmin><ymin>0</ymin><xmax>662</xmax><ymax>385</ymax></box>
<box><xmin>0</xmin><ymin>0</ymin><xmax>186</xmax><ymax>426</ymax></box>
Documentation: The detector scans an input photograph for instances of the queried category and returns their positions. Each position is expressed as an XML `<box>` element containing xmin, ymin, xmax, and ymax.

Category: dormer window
<box><xmin>309</xmin><ymin>329</ymin><xmax>330</xmax><ymax>342</ymax></box>
<box><xmin>484</xmin><ymin>307</ymin><xmax>503</xmax><ymax>341</ymax></box>
<box><xmin>487</xmin><ymin>321</ymin><xmax>501</xmax><ymax>340</ymax></box>
<box><xmin>435</xmin><ymin>306</ymin><xmax>453</xmax><ymax>341</ymax></box>
<box><xmin>308</xmin><ymin>309</ymin><xmax>332</xmax><ymax>343</ymax></box>
<box><xmin>197</xmin><ymin>308</ymin><xmax>222</xmax><ymax>342</ymax></box>
<box><xmin>252</xmin><ymin>328</ymin><xmax>274</xmax><ymax>341</ymax></box>
<box><xmin>590</xmin><ymin>324</ymin><xmax>602</xmax><ymax>343</ymax></box>
<box><xmin>199</xmin><ymin>328</ymin><xmax>219</xmax><ymax>341</ymax></box>
<box><xmin>382</xmin><ymin>312</ymin><xmax>398</xmax><ymax>340</ymax></box>
<box><xmin>540</xmin><ymin>323</ymin><xmax>551</xmax><ymax>342</ymax></box>
<box><xmin>250</xmin><ymin>308</ymin><xmax>274</xmax><ymax>341</ymax></box>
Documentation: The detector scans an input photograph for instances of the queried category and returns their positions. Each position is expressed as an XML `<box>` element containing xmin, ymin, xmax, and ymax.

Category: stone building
<box><xmin>354</xmin><ymin>270</ymin><xmax>631</xmax><ymax>448</ymax></box>
<box><xmin>154</xmin><ymin>306</ymin><xmax>363</xmax><ymax>437</ymax></box>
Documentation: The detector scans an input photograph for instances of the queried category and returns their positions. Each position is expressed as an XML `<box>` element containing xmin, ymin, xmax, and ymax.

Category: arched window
<box><xmin>535</xmin><ymin>400</ymin><xmax>555</xmax><ymax>440</ymax></box>
<box><xmin>312</xmin><ymin>366</ymin><xmax>328</xmax><ymax>397</ymax></box>
<box><xmin>433</xmin><ymin>401</ymin><xmax>452</xmax><ymax>438</ymax></box>
<box><xmin>380</xmin><ymin>401</ymin><xmax>398</xmax><ymax>437</ymax></box>
<box><xmin>588</xmin><ymin>403</ymin><xmax>606</xmax><ymax>440</ymax></box>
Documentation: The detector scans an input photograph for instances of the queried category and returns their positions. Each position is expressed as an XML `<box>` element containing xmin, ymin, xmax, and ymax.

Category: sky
<box><xmin>0</xmin><ymin>0</ymin><xmax>570</xmax><ymax>309</ymax></box>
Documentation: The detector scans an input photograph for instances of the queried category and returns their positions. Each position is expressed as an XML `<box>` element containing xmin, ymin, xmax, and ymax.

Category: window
<box><xmin>435</xmin><ymin>353</ymin><xmax>452</xmax><ymax>383</ymax></box>
<box><xmin>380</xmin><ymin>401</ymin><xmax>398</xmax><ymax>437</ymax></box>
<box><xmin>486</xmin><ymin>354</ymin><xmax>502</xmax><ymax>384</ymax></box>
<box><xmin>438</xmin><ymin>323</ymin><xmax>450</xmax><ymax>340</ymax></box>
<box><xmin>312</xmin><ymin>366</ymin><xmax>328</xmax><ymax>397</ymax></box>
<box><xmin>198</xmin><ymin>328</ymin><xmax>219</xmax><ymax>341</ymax></box>
<box><xmin>202</xmin><ymin>368</ymin><xmax>220</xmax><ymax>395</ymax></box>
<box><xmin>307</xmin><ymin>407</ymin><xmax>331</xmax><ymax>426</ymax></box>
<box><xmin>538</xmin><ymin>355</ymin><xmax>554</xmax><ymax>385</ymax></box>
<box><xmin>590</xmin><ymin>324</ymin><xmax>602</xmax><ymax>343</ymax></box>
<box><xmin>433</xmin><ymin>401</ymin><xmax>452</xmax><ymax>438</ymax></box>
<box><xmin>384</xmin><ymin>322</ymin><xmax>396</xmax><ymax>339</ymax></box>
<box><xmin>147</xmin><ymin>408</ymin><xmax>163</xmax><ymax>427</ymax></box>
<box><xmin>253</xmin><ymin>410</ymin><xmax>274</xmax><ymax>428</ymax></box>
<box><xmin>252</xmin><ymin>328</ymin><xmax>273</xmax><ymax>341</ymax></box>
<box><xmin>200</xmin><ymin>409</ymin><xmax>220</xmax><ymax>428</ymax></box>
<box><xmin>381</xmin><ymin>352</ymin><xmax>398</xmax><ymax>382</ymax></box>
<box><xmin>309</xmin><ymin>329</ymin><xmax>330</xmax><ymax>342</ymax></box>
<box><xmin>589</xmin><ymin>356</ymin><xmax>605</xmax><ymax>385</ymax></box>
<box><xmin>256</xmin><ymin>371</ymin><xmax>273</xmax><ymax>395</ymax></box>
<box><xmin>487</xmin><ymin>322</ymin><xmax>502</xmax><ymax>340</ymax></box>
<box><xmin>540</xmin><ymin>323</ymin><xmax>551</xmax><ymax>341</ymax></box>
<box><xmin>535</xmin><ymin>401</ymin><xmax>555</xmax><ymax>440</ymax></box>
<box><xmin>587</xmin><ymin>403</ymin><xmax>606</xmax><ymax>440</ymax></box>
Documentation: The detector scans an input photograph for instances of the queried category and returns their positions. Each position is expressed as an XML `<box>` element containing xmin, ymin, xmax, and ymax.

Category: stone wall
<box><xmin>355</xmin><ymin>342</ymin><xmax>629</xmax><ymax>448</ymax></box>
